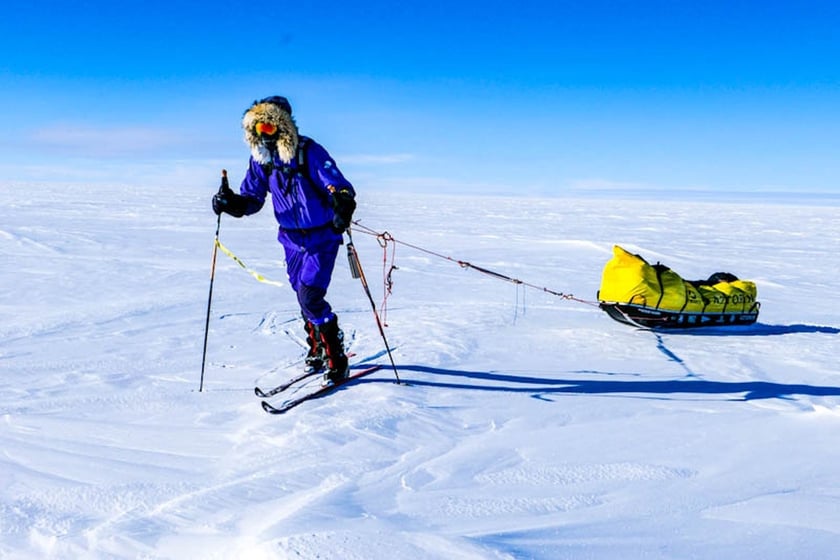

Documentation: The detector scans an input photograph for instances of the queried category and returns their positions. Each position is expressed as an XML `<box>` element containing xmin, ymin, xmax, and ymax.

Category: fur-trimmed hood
<box><xmin>242</xmin><ymin>99</ymin><xmax>299</xmax><ymax>164</ymax></box>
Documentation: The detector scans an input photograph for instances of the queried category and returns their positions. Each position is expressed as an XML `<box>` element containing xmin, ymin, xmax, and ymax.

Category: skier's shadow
<box><xmin>657</xmin><ymin>322</ymin><xmax>840</xmax><ymax>336</ymax></box>
<box><xmin>357</xmin><ymin>323</ymin><xmax>839</xmax><ymax>401</ymax></box>
<box><xmin>377</xmin><ymin>365</ymin><xmax>840</xmax><ymax>402</ymax></box>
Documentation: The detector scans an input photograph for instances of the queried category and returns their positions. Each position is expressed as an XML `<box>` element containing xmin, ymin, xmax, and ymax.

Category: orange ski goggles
<box><xmin>255</xmin><ymin>122</ymin><xmax>278</xmax><ymax>136</ymax></box>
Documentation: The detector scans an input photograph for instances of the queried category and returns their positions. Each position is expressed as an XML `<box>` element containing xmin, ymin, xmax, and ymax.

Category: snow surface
<box><xmin>1</xmin><ymin>183</ymin><xmax>839</xmax><ymax>559</ymax></box>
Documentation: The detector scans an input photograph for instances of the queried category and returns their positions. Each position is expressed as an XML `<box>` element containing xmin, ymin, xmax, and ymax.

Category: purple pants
<box><xmin>279</xmin><ymin>228</ymin><xmax>342</xmax><ymax>325</ymax></box>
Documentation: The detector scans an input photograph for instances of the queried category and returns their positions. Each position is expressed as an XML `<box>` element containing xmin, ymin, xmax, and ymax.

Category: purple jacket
<box><xmin>238</xmin><ymin>136</ymin><xmax>354</xmax><ymax>247</ymax></box>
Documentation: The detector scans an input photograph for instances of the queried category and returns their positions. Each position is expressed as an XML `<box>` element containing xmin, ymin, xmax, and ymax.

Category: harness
<box><xmin>262</xmin><ymin>137</ymin><xmax>333</xmax><ymax>232</ymax></box>
<box><xmin>259</xmin><ymin>138</ymin><xmax>306</xmax><ymax>185</ymax></box>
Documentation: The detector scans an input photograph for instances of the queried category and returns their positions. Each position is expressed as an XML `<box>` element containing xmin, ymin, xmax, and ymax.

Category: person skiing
<box><xmin>212</xmin><ymin>95</ymin><xmax>356</xmax><ymax>385</ymax></box>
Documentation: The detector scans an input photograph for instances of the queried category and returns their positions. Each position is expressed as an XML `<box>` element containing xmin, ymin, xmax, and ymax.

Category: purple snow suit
<box><xmin>237</xmin><ymin>136</ymin><xmax>355</xmax><ymax>325</ymax></box>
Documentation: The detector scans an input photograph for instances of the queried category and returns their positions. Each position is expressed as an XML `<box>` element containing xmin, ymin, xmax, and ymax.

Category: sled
<box><xmin>598</xmin><ymin>245</ymin><xmax>760</xmax><ymax>330</ymax></box>
<box><xmin>599</xmin><ymin>301</ymin><xmax>760</xmax><ymax>329</ymax></box>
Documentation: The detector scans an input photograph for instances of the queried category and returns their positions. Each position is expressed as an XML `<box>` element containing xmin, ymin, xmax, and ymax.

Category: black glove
<box><xmin>331</xmin><ymin>188</ymin><xmax>356</xmax><ymax>233</ymax></box>
<box><xmin>212</xmin><ymin>186</ymin><xmax>249</xmax><ymax>217</ymax></box>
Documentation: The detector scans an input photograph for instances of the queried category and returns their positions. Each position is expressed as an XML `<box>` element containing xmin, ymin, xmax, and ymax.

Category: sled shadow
<box><xmin>652</xmin><ymin>322</ymin><xmax>840</xmax><ymax>336</ymax></box>
<box><xmin>382</xmin><ymin>365</ymin><xmax>840</xmax><ymax>402</ymax></box>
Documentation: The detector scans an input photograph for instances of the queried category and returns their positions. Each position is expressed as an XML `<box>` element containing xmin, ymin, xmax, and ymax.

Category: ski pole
<box><xmin>199</xmin><ymin>169</ymin><xmax>228</xmax><ymax>392</ymax></box>
<box><xmin>346</xmin><ymin>228</ymin><xmax>401</xmax><ymax>384</ymax></box>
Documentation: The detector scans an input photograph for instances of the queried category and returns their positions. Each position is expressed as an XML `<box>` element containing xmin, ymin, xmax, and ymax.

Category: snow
<box><xmin>1</xmin><ymin>182</ymin><xmax>839</xmax><ymax>559</ymax></box>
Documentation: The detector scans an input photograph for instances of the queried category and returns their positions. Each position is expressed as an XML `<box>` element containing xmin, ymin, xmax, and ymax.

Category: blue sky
<box><xmin>1</xmin><ymin>0</ymin><xmax>839</xmax><ymax>196</ymax></box>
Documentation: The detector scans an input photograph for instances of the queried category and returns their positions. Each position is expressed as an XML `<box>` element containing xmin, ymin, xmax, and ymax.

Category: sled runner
<box><xmin>598</xmin><ymin>245</ymin><xmax>760</xmax><ymax>330</ymax></box>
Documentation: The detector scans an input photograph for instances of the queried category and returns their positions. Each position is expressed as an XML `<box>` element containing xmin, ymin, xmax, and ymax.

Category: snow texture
<box><xmin>1</xmin><ymin>183</ymin><xmax>839</xmax><ymax>559</ymax></box>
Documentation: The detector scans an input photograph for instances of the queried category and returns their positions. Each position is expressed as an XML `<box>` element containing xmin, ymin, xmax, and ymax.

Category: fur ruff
<box><xmin>242</xmin><ymin>102</ymin><xmax>299</xmax><ymax>164</ymax></box>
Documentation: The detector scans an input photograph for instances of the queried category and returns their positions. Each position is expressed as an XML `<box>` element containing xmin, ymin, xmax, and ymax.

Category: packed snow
<box><xmin>1</xmin><ymin>181</ymin><xmax>839</xmax><ymax>559</ymax></box>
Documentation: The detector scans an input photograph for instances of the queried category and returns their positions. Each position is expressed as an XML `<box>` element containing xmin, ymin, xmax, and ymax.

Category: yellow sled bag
<box><xmin>598</xmin><ymin>246</ymin><xmax>759</xmax><ymax>329</ymax></box>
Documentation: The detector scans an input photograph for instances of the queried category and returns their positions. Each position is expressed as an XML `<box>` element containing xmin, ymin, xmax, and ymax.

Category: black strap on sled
<box><xmin>653</xmin><ymin>263</ymin><xmax>667</xmax><ymax>309</ymax></box>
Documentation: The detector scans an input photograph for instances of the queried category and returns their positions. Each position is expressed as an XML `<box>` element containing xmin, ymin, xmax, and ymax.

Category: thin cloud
<box><xmin>341</xmin><ymin>153</ymin><xmax>415</xmax><ymax>165</ymax></box>
<box><xmin>29</xmin><ymin>123</ymin><xmax>183</xmax><ymax>158</ymax></box>
<box><xmin>0</xmin><ymin>157</ymin><xmax>240</xmax><ymax>189</ymax></box>
<box><xmin>367</xmin><ymin>175</ymin><xmax>523</xmax><ymax>195</ymax></box>
<box><xmin>569</xmin><ymin>178</ymin><xmax>654</xmax><ymax>191</ymax></box>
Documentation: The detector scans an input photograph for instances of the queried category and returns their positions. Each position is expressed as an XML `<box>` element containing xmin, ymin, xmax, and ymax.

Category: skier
<box><xmin>212</xmin><ymin>95</ymin><xmax>356</xmax><ymax>385</ymax></box>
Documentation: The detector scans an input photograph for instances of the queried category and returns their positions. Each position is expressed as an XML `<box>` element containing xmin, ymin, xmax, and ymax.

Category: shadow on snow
<box><xmin>648</xmin><ymin>322</ymin><xmax>840</xmax><ymax>336</ymax></box>
<box><xmin>365</xmin><ymin>365</ymin><xmax>840</xmax><ymax>402</ymax></box>
<box><xmin>344</xmin><ymin>324</ymin><xmax>839</xmax><ymax>403</ymax></box>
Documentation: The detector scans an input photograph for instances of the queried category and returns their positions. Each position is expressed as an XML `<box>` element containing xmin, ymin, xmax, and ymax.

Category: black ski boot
<box><xmin>303</xmin><ymin>319</ymin><xmax>326</xmax><ymax>374</ymax></box>
<box><xmin>317</xmin><ymin>316</ymin><xmax>348</xmax><ymax>386</ymax></box>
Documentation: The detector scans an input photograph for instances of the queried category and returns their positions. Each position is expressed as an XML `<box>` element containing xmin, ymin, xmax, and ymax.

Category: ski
<box><xmin>261</xmin><ymin>365</ymin><xmax>382</xmax><ymax>415</ymax></box>
<box><xmin>254</xmin><ymin>369</ymin><xmax>320</xmax><ymax>398</ymax></box>
<box><xmin>254</xmin><ymin>351</ymin><xmax>358</xmax><ymax>398</ymax></box>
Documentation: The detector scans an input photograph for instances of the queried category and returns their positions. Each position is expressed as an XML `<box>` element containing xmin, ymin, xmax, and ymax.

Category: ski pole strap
<box><xmin>215</xmin><ymin>239</ymin><xmax>285</xmax><ymax>287</ymax></box>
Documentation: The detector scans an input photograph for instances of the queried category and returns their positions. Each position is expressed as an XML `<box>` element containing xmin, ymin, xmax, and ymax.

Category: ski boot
<box><xmin>303</xmin><ymin>319</ymin><xmax>326</xmax><ymax>374</ymax></box>
<box><xmin>317</xmin><ymin>316</ymin><xmax>349</xmax><ymax>386</ymax></box>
